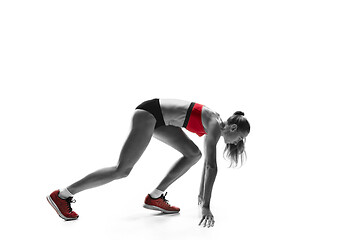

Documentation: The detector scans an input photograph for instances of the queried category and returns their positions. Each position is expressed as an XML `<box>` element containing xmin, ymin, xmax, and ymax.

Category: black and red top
<box><xmin>183</xmin><ymin>102</ymin><xmax>207</xmax><ymax>137</ymax></box>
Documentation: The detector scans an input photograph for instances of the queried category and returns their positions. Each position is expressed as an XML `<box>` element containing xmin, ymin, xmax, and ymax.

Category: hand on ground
<box><xmin>199</xmin><ymin>207</ymin><xmax>215</xmax><ymax>228</ymax></box>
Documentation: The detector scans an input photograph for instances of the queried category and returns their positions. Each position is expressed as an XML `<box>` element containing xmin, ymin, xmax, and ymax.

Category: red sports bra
<box><xmin>185</xmin><ymin>103</ymin><xmax>207</xmax><ymax>137</ymax></box>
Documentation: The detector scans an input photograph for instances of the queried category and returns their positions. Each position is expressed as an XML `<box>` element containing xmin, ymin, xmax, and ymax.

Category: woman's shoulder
<box><xmin>202</xmin><ymin>106</ymin><xmax>222</xmax><ymax>139</ymax></box>
<box><xmin>202</xmin><ymin>106</ymin><xmax>221</xmax><ymax>124</ymax></box>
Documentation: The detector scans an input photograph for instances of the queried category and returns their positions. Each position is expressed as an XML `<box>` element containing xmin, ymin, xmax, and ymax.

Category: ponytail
<box><xmin>223</xmin><ymin>111</ymin><xmax>250</xmax><ymax>168</ymax></box>
<box><xmin>223</xmin><ymin>138</ymin><xmax>247</xmax><ymax>168</ymax></box>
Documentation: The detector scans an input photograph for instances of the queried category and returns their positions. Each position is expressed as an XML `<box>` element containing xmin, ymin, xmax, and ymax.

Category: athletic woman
<box><xmin>47</xmin><ymin>98</ymin><xmax>250</xmax><ymax>228</ymax></box>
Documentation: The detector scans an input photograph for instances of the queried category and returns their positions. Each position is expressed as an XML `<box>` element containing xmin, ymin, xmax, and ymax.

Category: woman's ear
<box><xmin>230</xmin><ymin>124</ymin><xmax>237</xmax><ymax>132</ymax></box>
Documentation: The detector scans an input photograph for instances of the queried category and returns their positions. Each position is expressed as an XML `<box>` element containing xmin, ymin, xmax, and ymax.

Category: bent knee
<box><xmin>195</xmin><ymin>150</ymin><xmax>202</xmax><ymax>160</ymax></box>
<box><xmin>186</xmin><ymin>149</ymin><xmax>202</xmax><ymax>163</ymax></box>
<box><xmin>114</xmin><ymin>167</ymin><xmax>132</xmax><ymax>179</ymax></box>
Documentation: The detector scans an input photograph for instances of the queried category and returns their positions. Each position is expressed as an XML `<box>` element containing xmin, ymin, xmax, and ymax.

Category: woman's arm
<box><xmin>202</xmin><ymin>138</ymin><xmax>218</xmax><ymax>208</ymax></box>
<box><xmin>198</xmin><ymin>119</ymin><xmax>220</xmax><ymax>227</ymax></box>
<box><xmin>198</xmin><ymin>161</ymin><xmax>206</xmax><ymax>205</ymax></box>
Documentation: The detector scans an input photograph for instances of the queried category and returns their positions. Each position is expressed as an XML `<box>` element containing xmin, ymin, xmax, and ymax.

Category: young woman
<box><xmin>47</xmin><ymin>98</ymin><xmax>250</xmax><ymax>228</ymax></box>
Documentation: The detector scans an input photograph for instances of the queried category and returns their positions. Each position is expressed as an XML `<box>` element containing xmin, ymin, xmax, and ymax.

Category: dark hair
<box><xmin>223</xmin><ymin>111</ymin><xmax>250</xmax><ymax>168</ymax></box>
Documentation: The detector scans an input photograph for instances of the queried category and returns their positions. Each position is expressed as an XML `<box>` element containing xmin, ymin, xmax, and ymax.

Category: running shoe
<box><xmin>143</xmin><ymin>192</ymin><xmax>180</xmax><ymax>214</ymax></box>
<box><xmin>46</xmin><ymin>190</ymin><xmax>79</xmax><ymax>221</ymax></box>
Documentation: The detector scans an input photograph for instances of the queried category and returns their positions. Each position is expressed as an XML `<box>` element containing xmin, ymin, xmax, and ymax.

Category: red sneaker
<box><xmin>46</xmin><ymin>190</ymin><xmax>79</xmax><ymax>221</ymax></box>
<box><xmin>143</xmin><ymin>192</ymin><xmax>180</xmax><ymax>214</ymax></box>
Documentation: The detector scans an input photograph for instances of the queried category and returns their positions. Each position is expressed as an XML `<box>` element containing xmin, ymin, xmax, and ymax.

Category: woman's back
<box><xmin>159</xmin><ymin>99</ymin><xmax>192</xmax><ymax>128</ymax></box>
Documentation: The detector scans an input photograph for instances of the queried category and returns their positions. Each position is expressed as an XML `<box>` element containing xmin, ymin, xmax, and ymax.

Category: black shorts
<box><xmin>135</xmin><ymin>98</ymin><xmax>165</xmax><ymax>129</ymax></box>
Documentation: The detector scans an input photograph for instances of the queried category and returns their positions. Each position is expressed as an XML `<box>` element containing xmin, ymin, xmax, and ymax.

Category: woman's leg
<box><xmin>67</xmin><ymin>109</ymin><xmax>156</xmax><ymax>195</ymax></box>
<box><xmin>152</xmin><ymin>125</ymin><xmax>202</xmax><ymax>192</ymax></box>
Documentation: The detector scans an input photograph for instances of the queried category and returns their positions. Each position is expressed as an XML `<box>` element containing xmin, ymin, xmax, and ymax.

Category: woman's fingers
<box><xmin>199</xmin><ymin>216</ymin><xmax>215</xmax><ymax>228</ymax></box>
<box><xmin>199</xmin><ymin>213</ymin><xmax>215</xmax><ymax>228</ymax></box>
<box><xmin>199</xmin><ymin>216</ymin><xmax>205</xmax><ymax>226</ymax></box>
<box><xmin>203</xmin><ymin>218</ymin><xmax>208</xmax><ymax>227</ymax></box>
<box><xmin>207</xmin><ymin>217</ymin><xmax>215</xmax><ymax>228</ymax></box>
<box><xmin>206</xmin><ymin>219</ymin><xmax>210</xmax><ymax>228</ymax></box>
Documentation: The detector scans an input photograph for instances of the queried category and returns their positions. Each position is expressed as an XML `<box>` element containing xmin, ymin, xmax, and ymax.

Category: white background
<box><xmin>1</xmin><ymin>0</ymin><xmax>359</xmax><ymax>239</ymax></box>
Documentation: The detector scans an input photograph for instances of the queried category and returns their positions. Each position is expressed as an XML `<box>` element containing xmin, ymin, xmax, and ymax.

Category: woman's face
<box><xmin>222</xmin><ymin>124</ymin><xmax>248</xmax><ymax>144</ymax></box>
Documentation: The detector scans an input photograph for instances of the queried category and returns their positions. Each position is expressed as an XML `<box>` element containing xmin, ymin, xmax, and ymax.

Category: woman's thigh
<box><xmin>117</xmin><ymin>109</ymin><xmax>156</xmax><ymax>171</ymax></box>
<box><xmin>153</xmin><ymin>125</ymin><xmax>201</xmax><ymax>158</ymax></box>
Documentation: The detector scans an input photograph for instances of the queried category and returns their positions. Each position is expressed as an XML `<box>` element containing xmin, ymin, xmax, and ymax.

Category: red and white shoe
<box><xmin>46</xmin><ymin>190</ymin><xmax>79</xmax><ymax>221</ymax></box>
<box><xmin>143</xmin><ymin>192</ymin><xmax>180</xmax><ymax>214</ymax></box>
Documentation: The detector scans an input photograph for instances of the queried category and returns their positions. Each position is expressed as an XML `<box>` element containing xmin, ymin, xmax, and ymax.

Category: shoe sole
<box><xmin>143</xmin><ymin>203</ymin><xmax>179</xmax><ymax>214</ymax></box>
<box><xmin>46</xmin><ymin>195</ymin><xmax>79</xmax><ymax>221</ymax></box>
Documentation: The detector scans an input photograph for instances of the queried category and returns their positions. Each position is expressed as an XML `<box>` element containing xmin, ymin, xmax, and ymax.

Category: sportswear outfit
<box><xmin>135</xmin><ymin>98</ymin><xmax>207</xmax><ymax>136</ymax></box>
<box><xmin>47</xmin><ymin>99</ymin><xmax>207</xmax><ymax>220</ymax></box>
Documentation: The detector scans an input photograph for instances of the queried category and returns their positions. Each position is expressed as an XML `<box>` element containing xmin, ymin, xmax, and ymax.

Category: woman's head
<box><xmin>221</xmin><ymin>111</ymin><xmax>250</xmax><ymax>167</ymax></box>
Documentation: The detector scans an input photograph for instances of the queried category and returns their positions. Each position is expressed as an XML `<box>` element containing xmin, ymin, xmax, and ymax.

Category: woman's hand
<box><xmin>198</xmin><ymin>207</ymin><xmax>215</xmax><ymax>228</ymax></box>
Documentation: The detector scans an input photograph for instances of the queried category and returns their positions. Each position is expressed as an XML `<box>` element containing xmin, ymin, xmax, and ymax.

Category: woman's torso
<box><xmin>159</xmin><ymin>98</ymin><xmax>223</xmax><ymax>133</ymax></box>
<box><xmin>159</xmin><ymin>99</ymin><xmax>191</xmax><ymax>128</ymax></box>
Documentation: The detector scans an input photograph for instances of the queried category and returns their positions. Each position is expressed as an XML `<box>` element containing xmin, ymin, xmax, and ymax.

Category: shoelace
<box><xmin>65</xmin><ymin>197</ymin><xmax>76</xmax><ymax>212</ymax></box>
<box><xmin>160</xmin><ymin>192</ymin><xmax>170</xmax><ymax>206</ymax></box>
